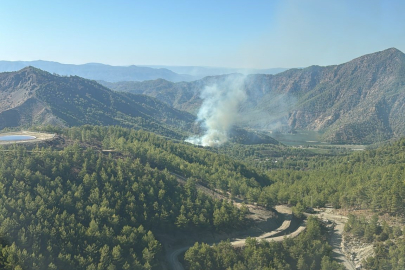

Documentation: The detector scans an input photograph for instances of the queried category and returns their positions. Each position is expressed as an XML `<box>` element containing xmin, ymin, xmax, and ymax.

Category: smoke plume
<box><xmin>186</xmin><ymin>75</ymin><xmax>246</xmax><ymax>147</ymax></box>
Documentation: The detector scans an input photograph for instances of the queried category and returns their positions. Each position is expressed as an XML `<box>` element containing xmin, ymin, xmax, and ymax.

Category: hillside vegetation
<box><xmin>104</xmin><ymin>48</ymin><xmax>405</xmax><ymax>144</ymax></box>
<box><xmin>262</xmin><ymin>138</ymin><xmax>405</xmax><ymax>216</ymax></box>
<box><xmin>0</xmin><ymin>126</ymin><xmax>255</xmax><ymax>269</ymax></box>
<box><xmin>0</xmin><ymin>67</ymin><xmax>280</xmax><ymax>145</ymax></box>
<box><xmin>0</xmin><ymin>67</ymin><xmax>195</xmax><ymax>139</ymax></box>
<box><xmin>1</xmin><ymin>125</ymin><xmax>405</xmax><ymax>269</ymax></box>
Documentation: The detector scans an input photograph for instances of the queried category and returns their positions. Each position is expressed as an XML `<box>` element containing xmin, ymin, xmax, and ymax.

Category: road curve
<box><xmin>167</xmin><ymin>205</ymin><xmax>306</xmax><ymax>270</ymax></box>
<box><xmin>168</xmin><ymin>172</ymin><xmax>353</xmax><ymax>270</ymax></box>
<box><xmin>316</xmin><ymin>211</ymin><xmax>356</xmax><ymax>270</ymax></box>
<box><xmin>168</xmin><ymin>208</ymin><xmax>356</xmax><ymax>270</ymax></box>
<box><xmin>166</xmin><ymin>174</ymin><xmax>302</xmax><ymax>270</ymax></box>
<box><xmin>231</xmin><ymin>225</ymin><xmax>306</xmax><ymax>248</ymax></box>
<box><xmin>167</xmin><ymin>246</ymin><xmax>191</xmax><ymax>270</ymax></box>
<box><xmin>230</xmin><ymin>205</ymin><xmax>293</xmax><ymax>247</ymax></box>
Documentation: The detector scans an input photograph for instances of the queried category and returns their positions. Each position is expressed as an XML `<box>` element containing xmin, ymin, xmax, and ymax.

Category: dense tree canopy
<box><xmin>256</xmin><ymin>138</ymin><xmax>405</xmax><ymax>214</ymax></box>
<box><xmin>61</xmin><ymin>125</ymin><xmax>273</xmax><ymax>203</ymax></box>
<box><xmin>2</xmin><ymin>125</ymin><xmax>405</xmax><ymax>269</ymax></box>
<box><xmin>0</xmin><ymin>126</ymin><xmax>249</xmax><ymax>269</ymax></box>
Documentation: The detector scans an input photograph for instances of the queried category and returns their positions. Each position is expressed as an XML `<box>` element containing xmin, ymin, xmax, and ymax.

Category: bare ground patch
<box><xmin>0</xmin><ymin>131</ymin><xmax>55</xmax><ymax>145</ymax></box>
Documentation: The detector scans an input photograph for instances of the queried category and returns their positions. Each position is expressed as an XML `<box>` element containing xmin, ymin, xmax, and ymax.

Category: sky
<box><xmin>0</xmin><ymin>0</ymin><xmax>404</xmax><ymax>69</ymax></box>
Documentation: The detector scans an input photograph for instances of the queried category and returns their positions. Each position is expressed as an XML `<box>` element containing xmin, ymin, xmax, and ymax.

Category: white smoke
<box><xmin>186</xmin><ymin>75</ymin><xmax>246</xmax><ymax>147</ymax></box>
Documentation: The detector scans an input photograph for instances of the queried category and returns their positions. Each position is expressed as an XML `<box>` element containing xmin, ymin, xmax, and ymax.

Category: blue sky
<box><xmin>1</xmin><ymin>0</ymin><xmax>404</xmax><ymax>68</ymax></box>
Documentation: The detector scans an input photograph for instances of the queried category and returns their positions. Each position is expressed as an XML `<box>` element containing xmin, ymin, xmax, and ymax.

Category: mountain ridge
<box><xmin>0</xmin><ymin>66</ymin><xmax>196</xmax><ymax>138</ymax></box>
<box><xmin>0</xmin><ymin>60</ymin><xmax>194</xmax><ymax>82</ymax></box>
<box><xmin>0</xmin><ymin>67</ymin><xmax>279</xmax><ymax>145</ymax></box>
<box><xmin>102</xmin><ymin>48</ymin><xmax>405</xmax><ymax>144</ymax></box>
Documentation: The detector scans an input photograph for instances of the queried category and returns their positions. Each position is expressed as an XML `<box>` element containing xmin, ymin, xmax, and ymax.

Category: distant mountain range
<box><xmin>0</xmin><ymin>61</ymin><xmax>194</xmax><ymax>82</ymax></box>
<box><xmin>103</xmin><ymin>48</ymin><xmax>405</xmax><ymax>144</ymax></box>
<box><xmin>2</xmin><ymin>48</ymin><xmax>404</xmax><ymax>144</ymax></box>
<box><xmin>139</xmin><ymin>65</ymin><xmax>288</xmax><ymax>79</ymax></box>
<box><xmin>0</xmin><ymin>61</ymin><xmax>288</xmax><ymax>83</ymax></box>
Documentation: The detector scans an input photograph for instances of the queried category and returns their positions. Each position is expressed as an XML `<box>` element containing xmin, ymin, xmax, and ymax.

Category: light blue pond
<box><xmin>0</xmin><ymin>135</ymin><xmax>36</xmax><ymax>141</ymax></box>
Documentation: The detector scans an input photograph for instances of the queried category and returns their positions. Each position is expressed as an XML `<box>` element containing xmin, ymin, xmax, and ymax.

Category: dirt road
<box><xmin>167</xmin><ymin>205</ymin><xmax>306</xmax><ymax>270</ymax></box>
<box><xmin>231</xmin><ymin>205</ymin><xmax>293</xmax><ymax>247</ymax></box>
<box><xmin>167</xmin><ymin>173</ymin><xmax>354</xmax><ymax>270</ymax></box>
<box><xmin>316</xmin><ymin>210</ymin><xmax>356</xmax><ymax>270</ymax></box>
<box><xmin>166</xmin><ymin>174</ymin><xmax>306</xmax><ymax>270</ymax></box>
<box><xmin>168</xmin><ymin>207</ymin><xmax>355</xmax><ymax>270</ymax></box>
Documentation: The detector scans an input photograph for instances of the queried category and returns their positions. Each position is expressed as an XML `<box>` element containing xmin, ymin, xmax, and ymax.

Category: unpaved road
<box><xmin>231</xmin><ymin>205</ymin><xmax>293</xmax><ymax>247</ymax></box>
<box><xmin>316</xmin><ymin>210</ymin><xmax>356</xmax><ymax>270</ymax></box>
<box><xmin>168</xmin><ymin>206</ymin><xmax>355</xmax><ymax>270</ymax></box>
<box><xmin>168</xmin><ymin>246</ymin><xmax>191</xmax><ymax>270</ymax></box>
<box><xmin>166</xmin><ymin>174</ymin><xmax>305</xmax><ymax>270</ymax></box>
<box><xmin>167</xmin><ymin>205</ymin><xmax>306</xmax><ymax>270</ymax></box>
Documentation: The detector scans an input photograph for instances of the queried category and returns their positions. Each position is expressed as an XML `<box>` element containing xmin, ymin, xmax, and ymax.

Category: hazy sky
<box><xmin>1</xmin><ymin>0</ymin><xmax>404</xmax><ymax>68</ymax></box>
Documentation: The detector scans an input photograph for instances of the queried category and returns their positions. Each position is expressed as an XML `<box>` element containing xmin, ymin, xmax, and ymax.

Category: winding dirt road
<box><xmin>316</xmin><ymin>210</ymin><xmax>356</xmax><ymax>270</ymax></box>
<box><xmin>166</xmin><ymin>205</ymin><xmax>306</xmax><ymax>270</ymax></box>
<box><xmin>167</xmin><ymin>173</ymin><xmax>351</xmax><ymax>270</ymax></box>
<box><xmin>167</xmin><ymin>207</ymin><xmax>356</xmax><ymax>270</ymax></box>
<box><xmin>230</xmin><ymin>205</ymin><xmax>294</xmax><ymax>247</ymax></box>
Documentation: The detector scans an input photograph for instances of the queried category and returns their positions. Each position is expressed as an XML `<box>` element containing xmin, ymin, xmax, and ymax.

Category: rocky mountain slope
<box><xmin>259</xmin><ymin>47</ymin><xmax>405</xmax><ymax>143</ymax></box>
<box><xmin>0</xmin><ymin>67</ymin><xmax>279</xmax><ymax>145</ymax></box>
<box><xmin>103</xmin><ymin>48</ymin><xmax>405</xmax><ymax>144</ymax></box>
<box><xmin>0</xmin><ymin>67</ymin><xmax>196</xmax><ymax>138</ymax></box>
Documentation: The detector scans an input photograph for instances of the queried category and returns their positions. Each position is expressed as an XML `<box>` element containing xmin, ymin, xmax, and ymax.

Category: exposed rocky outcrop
<box><xmin>104</xmin><ymin>48</ymin><xmax>405</xmax><ymax>144</ymax></box>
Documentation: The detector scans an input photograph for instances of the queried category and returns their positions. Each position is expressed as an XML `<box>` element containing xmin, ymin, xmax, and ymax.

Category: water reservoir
<box><xmin>0</xmin><ymin>135</ymin><xmax>37</xmax><ymax>141</ymax></box>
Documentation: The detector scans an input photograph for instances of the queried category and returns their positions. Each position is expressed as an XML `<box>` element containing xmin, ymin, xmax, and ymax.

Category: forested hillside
<box><xmin>0</xmin><ymin>67</ymin><xmax>195</xmax><ymax>139</ymax></box>
<box><xmin>104</xmin><ymin>48</ymin><xmax>405</xmax><ymax>144</ymax></box>
<box><xmin>179</xmin><ymin>136</ymin><xmax>405</xmax><ymax>269</ymax></box>
<box><xmin>63</xmin><ymin>125</ymin><xmax>273</xmax><ymax>199</ymax></box>
<box><xmin>1</xmin><ymin>125</ymin><xmax>405</xmax><ymax>268</ymax></box>
<box><xmin>0</xmin><ymin>126</ymin><xmax>256</xmax><ymax>269</ymax></box>
<box><xmin>261</xmin><ymin>138</ymin><xmax>405</xmax><ymax>215</ymax></box>
<box><xmin>40</xmin><ymin>125</ymin><xmax>405</xmax><ymax>213</ymax></box>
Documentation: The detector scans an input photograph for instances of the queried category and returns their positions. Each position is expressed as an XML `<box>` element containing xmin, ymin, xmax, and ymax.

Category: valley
<box><xmin>0</xmin><ymin>124</ymin><xmax>403</xmax><ymax>269</ymax></box>
<box><xmin>0</xmin><ymin>48</ymin><xmax>404</xmax><ymax>270</ymax></box>
<box><xmin>271</xmin><ymin>130</ymin><xmax>366</xmax><ymax>151</ymax></box>
<box><xmin>3</xmin><ymin>2</ymin><xmax>405</xmax><ymax>269</ymax></box>
<box><xmin>102</xmin><ymin>48</ymin><xmax>405</xmax><ymax>145</ymax></box>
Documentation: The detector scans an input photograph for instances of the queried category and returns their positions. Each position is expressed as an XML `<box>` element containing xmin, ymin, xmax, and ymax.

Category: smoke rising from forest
<box><xmin>186</xmin><ymin>75</ymin><xmax>246</xmax><ymax>147</ymax></box>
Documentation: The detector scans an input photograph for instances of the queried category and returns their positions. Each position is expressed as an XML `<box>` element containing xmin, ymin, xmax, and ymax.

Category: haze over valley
<box><xmin>1</xmin><ymin>1</ymin><xmax>405</xmax><ymax>269</ymax></box>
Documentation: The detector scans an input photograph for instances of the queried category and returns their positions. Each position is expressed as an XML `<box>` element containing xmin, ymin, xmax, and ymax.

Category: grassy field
<box><xmin>272</xmin><ymin>130</ymin><xmax>366</xmax><ymax>151</ymax></box>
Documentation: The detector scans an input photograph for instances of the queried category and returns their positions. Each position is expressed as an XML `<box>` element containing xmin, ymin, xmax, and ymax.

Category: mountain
<box><xmin>99</xmin><ymin>78</ymin><xmax>205</xmax><ymax>113</ymax></box>
<box><xmin>0</xmin><ymin>67</ymin><xmax>279</xmax><ymax>145</ymax></box>
<box><xmin>0</xmin><ymin>60</ymin><xmax>194</xmax><ymax>82</ymax></box>
<box><xmin>255</xmin><ymin>47</ymin><xmax>405</xmax><ymax>144</ymax></box>
<box><xmin>0</xmin><ymin>67</ymin><xmax>196</xmax><ymax>138</ymax></box>
<box><xmin>103</xmin><ymin>48</ymin><xmax>405</xmax><ymax>144</ymax></box>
